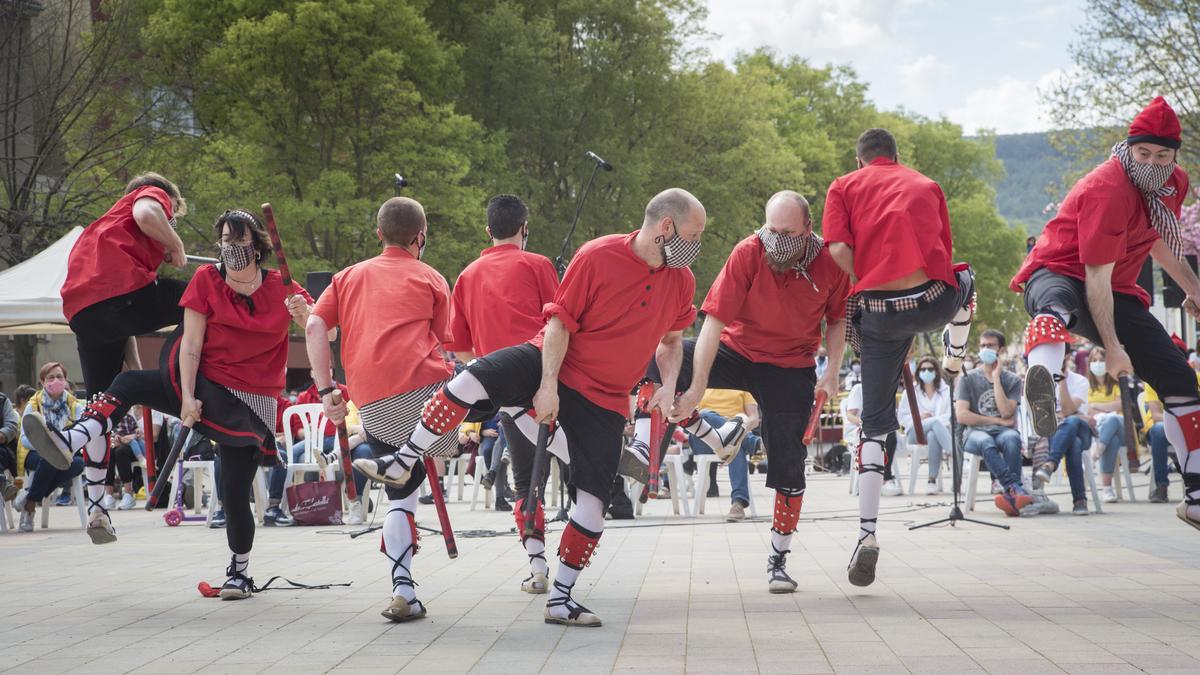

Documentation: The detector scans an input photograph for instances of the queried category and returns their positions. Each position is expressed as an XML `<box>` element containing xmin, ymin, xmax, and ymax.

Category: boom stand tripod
<box><xmin>909</xmin><ymin>372</ymin><xmax>1009</xmax><ymax>531</ymax></box>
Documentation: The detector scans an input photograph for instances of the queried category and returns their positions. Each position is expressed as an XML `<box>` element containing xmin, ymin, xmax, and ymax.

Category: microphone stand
<box><xmin>555</xmin><ymin>161</ymin><xmax>604</xmax><ymax>276</ymax></box>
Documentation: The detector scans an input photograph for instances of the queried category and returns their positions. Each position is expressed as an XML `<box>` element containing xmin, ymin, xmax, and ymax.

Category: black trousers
<box><xmin>69</xmin><ymin>279</ymin><xmax>188</xmax><ymax>396</ymax></box>
<box><xmin>1023</xmin><ymin>268</ymin><xmax>1200</xmax><ymax>400</ymax></box>
<box><xmin>855</xmin><ymin>269</ymin><xmax>974</xmax><ymax>438</ymax></box>
<box><xmin>644</xmin><ymin>339</ymin><xmax>814</xmax><ymax>493</ymax></box>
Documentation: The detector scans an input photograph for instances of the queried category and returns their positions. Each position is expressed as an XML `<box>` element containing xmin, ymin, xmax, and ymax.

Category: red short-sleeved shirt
<box><xmin>702</xmin><ymin>235</ymin><xmax>850</xmax><ymax>368</ymax></box>
<box><xmin>312</xmin><ymin>246</ymin><xmax>454</xmax><ymax>406</ymax></box>
<box><xmin>529</xmin><ymin>231</ymin><xmax>697</xmax><ymax>415</ymax></box>
<box><xmin>1011</xmin><ymin>158</ymin><xmax>1189</xmax><ymax>308</ymax></box>
<box><xmin>446</xmin><ymin>244</ymin><xmax>559</xmax><ymax>355</ymax></box>
<box><xmin>822</xmin><ymin>158</ymin><xmax>956</xmax><ymax>294</ymax></box>
<box><xmin>61</xmin><ymin>186</ymin><xmax>175</xmax><ymax>321</ymax></box>
<box><xmin>288</xmin><ymin>382</ymin><xmax>351</xmax><ymax>439</ymax></box>
<box><xmin>179</xmin><ymin>265</ymin><xmax>309</xmax><ymax>396</ymax></box>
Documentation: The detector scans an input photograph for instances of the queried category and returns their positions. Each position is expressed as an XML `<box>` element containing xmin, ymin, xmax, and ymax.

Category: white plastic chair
<box><xmin>1106</xmin><ymin>442</ymin><xmax>1138</xmax><ymax>502</ymax></box>
<box><xmin>658</xmin><ymin>454</ymin><xmax>693</xmax><ymax>517</ymax></box>
<box><xmin>39</xmin><ymin>476</ymin><xmax>87</xmax><ymax>530</ymax></box>
<box><xmin>691</xmin><ymin>454</ymin><xmax>758</xmax><ymax>518</ymax></box>
<box><xmin>180</xmin><ymin>458</ymin><xmax>217</xmax><ymax>523</ymax></box>
<box><xmin>469</xmin><ymin>456</ymin><xmax>491</xmax><ymax>511</ymax></box>
<box><xmin>280</xmin><ymin>404</ymin><xmax>338</xmax><ymax>515</ymax></box>
<box><xmin>843</xmin><ymin>397</ymin><xmax>863</xmax><ymax>495</ymax></box>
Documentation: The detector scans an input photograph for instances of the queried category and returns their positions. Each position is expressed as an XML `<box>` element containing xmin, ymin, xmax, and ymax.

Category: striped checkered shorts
<box><xmin>222</xmin><ymin>387</ymin><xmax>277</xmax><ymax>432</ymax></box>
<box><xmin>359</xmin><ymin>380</ymin><xmax>459</xmax><ymax>457</ymax></box>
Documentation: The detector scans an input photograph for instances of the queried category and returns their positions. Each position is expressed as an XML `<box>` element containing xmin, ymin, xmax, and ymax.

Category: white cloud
<box><xmin>702</xmin><ymin>0</ymin><xmax>902</xmax><ymax>65</ymax></box>
<box><xmin>947</xmin><ymin>70</ymin><xmax>1063</xmax><ymax>134</ymax></box>
<box><xmin>899</xmin><ymin>55</ymin><xmax>952</xmax><ymax>101</ymax></box>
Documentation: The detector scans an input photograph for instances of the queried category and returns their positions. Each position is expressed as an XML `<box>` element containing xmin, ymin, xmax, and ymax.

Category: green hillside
<box><xmin>993</xmin><ymin>132</ymin><xmax>1070</xmax><ymax>235</ymax></box>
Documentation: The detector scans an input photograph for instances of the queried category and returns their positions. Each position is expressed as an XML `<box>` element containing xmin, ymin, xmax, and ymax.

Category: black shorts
<box><xmin>69</xmin><ymin>278</ymin><xmax>188</xmax><ymax>395</ymax></box>
<box><xmin>644</xmin><ymin>339</ymin><xmax>814</xmax><ymax>492</ymax></box>
<box><xmin>469</xmin><ymin>343</ymin><xmax>627</xmax><ymax>500</ymax></box>
<box><xmin>1024</xmin><ymin>268</ymin><xmax>1199</xmax><ymax>400</ymax></box>
<box><xmin>364</xmin><ymin>431</ymin><xmax>428</xmax><ymax>500</ymax></box>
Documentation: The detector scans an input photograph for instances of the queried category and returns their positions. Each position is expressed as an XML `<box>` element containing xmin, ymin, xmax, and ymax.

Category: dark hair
<box><xmin>981</xmin><ymin>329</ymin><xmax>1007</xmax><ymax>349</ymax></box>
<box><xmin>15</xmin><ymin>384</ymin><xmax>36</xmax><ymax>408</ymax></box>
<box><xmin>214</xmin><ymin>209</ymin><xmax>273</xmax><ymax>264</ymax></box>
<box><xmin>377</xmin><ymin>197</ymin><xmax>426</xmax><ymax>246</ymax></box>
<box><xmin>915</xmin><ymin>355</ymin><xmax>943</xmax><ymax>391</ymax></box>
<box><xmin>856</xmin><ymin>128</ymin><xmax>898</xmax><ymax>163</ymax></box>
<box><xmin>487</xmin><ymin>194</ymin><xmax>528</xmax><ymax>240</ymax></box>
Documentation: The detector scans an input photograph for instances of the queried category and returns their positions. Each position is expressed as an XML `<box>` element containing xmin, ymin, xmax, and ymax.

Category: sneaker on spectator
<box><xmin>1072</xmin><ymin>499</ymin><xmax>1089</xmax><ymax>515</ymax></box>
<box><xmin>57</xmin><ymin>492</ymin><xmax>74</xmax><ymax>507</ymax></box>
<box><xmin>118</xmin><ymin>493</ymin><xmax>136</xmax><ymax>510</ymax></box>
<box><xmin>994</xmin><ymin>486</ymin><xmax>1034</xmax><ymax>517</ymax></box>
<box><xmin>210</xmin><ymin>509</ymin><xmax>227</xmax><ymax>528</ymax></box>
<box><xmin>1034</xmin><ymin>493</ymin><xmax>1059</xmax><ymax>515</ymax></box>
<box><xmin>136</xmin><ymin>487</ymin><xmax>147</xmax><ymax>500</ymax></box>
<box><xmin>13</xmin><ymin>488</ymin><xmax>29</xmax><ymax>512</ymax></box>
<box><xmin>1149</xmin><ymin>484</ymin><xmax>1169</xmax><ymax>503</ymax></box>
<box><xmin>494</xmin><ymin>498</ymin><xmax>512</xmax><ymax>512</ymax></box>
<box><xmin>100</xmin><ymin>493</ymin><xmax>115</xmax><ymax>510</ymax></box>
<box><xmin>480</xmin><ymin>469</ymin><xmax>497</xmax><ymax>490</ymax></box>
<box><xmin>726</xmin><ymin>501</ymin><xmax>746</xmax><ymax>522</ymax></box>
<box><xmin>881</xmin><ymin>480</ymin><xmax>902</xmax><ymax>497</ymax></box>
<box><xmin>990</xmin><ymin>479</ymin><xmax>1003</xmax><ymax>495</ymax></box>
<box><xmin>1101</xmin><ymin>486</ymin><xmax>1118</xmax><ymax>503</ymax></box>
<box><xmin>706</xmin><ymin>481</ymin><xmax>719</xmax><ymax>498</ymax></box>
<box><xmin>655</xmin><ymin>485</ymin><xmax>670</xmax><ymax>499</ymax></box>
<box><xmin>346</xmin><ymin>501</ymin><xmax>365</xmax><ymax>525</ymax></box>
<box><xmin>1033</xmin><ymin>462</ymin><xmax>1056</xmax><ymax>486</ymax></box>
<box><xmin>264</xmin><ymin>506</ymin><xmax>293</xmax><ymax>526</ymax></box>
<box><xmin>0</xmin><ymin>474</ymin><xmax>17</xmax><ymax>502</ymax></box>
<box><xmin>19</xmin><ymin>509</ymin><xmax>33</xmax><ymax>532</ymax></box>
<box><xmin>925</xmin><ymin>480</ymin><xmax>940</xmax><ymax>495</ymax></box>
<box><xmin>418</xmin><ymin>494</ymin><xmax>434</xmax><ymax>505</ymax></box>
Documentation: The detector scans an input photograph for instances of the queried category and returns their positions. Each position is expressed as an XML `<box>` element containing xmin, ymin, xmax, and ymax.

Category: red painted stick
<box><xmin>902</xmin><ymin>363</ymin><xmax>928</xmax><ymax>445</ymax></box>
<box><xmin>803</xmin><ymin>389</ymin><xmax>829</xmax><ymax>444</ymax></box>
<box><xmin>423</xmin><ymin>457</ymin><xmax>458</xmax><ymax>558</ymax></box>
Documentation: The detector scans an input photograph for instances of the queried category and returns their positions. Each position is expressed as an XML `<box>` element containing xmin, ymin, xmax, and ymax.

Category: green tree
<box><xmin>132</xmin><ymin>0</ymin><xmax>500</xmax><ymax>280</ymax></box>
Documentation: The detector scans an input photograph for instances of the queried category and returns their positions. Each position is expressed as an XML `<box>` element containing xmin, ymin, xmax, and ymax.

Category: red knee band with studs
<box><xmin>421</xmin><ymin>389</ymin><xmax>468</xmax><ymax>435</ymax></box>
<box><xmin>772</xmin><ymin>492</ymin><xmax>804</xmax><ymax>535</ymax></box>
<box><xmin>1167</xmin><ymin>407</ymin><xmax>1200</xmax><ymax>451</ymax></box>
<box><xmin>514</xmin><ymin>498</ymin><xmax>545</xmax><ymax>543</ymax></box>
<box><xmin>1023</xmin><ymin>315</ymin><xmax>1070</xmax><ymax>356</ymax></box>
<box><xmin>557</xmin><ymin>519</ymin><xmax>602</xmax><ymax>570</ymax></box>
<box><xmin>84</xmin><ymin>392</ymin><xmax>122</xmax><ymax>424</ymax></box>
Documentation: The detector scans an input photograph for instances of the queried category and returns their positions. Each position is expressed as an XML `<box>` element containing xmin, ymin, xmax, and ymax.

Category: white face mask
<box><xmin>1089</xmin><ymin>361</ymin><xmax>1107</xmax><ymax>378</ymax></box>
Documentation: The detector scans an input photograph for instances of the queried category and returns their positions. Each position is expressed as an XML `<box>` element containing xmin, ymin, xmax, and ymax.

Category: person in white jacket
<box><xmin>897</xmin><ymin>355</ymin><xmax>953</xmax><ymax>494</ymax></box>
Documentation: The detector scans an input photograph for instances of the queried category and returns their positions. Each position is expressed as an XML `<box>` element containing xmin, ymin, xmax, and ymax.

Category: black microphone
<box><xmin>585</xmin><ymin>151</ymin><xmax>614</xmax><ymax>171</ymax></box>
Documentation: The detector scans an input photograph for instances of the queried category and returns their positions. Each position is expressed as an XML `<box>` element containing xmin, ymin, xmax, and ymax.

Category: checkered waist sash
<box><xmin>845</xmin><ymin>281</ymin><xmax>949</xmax><ymax>356</ymax></box>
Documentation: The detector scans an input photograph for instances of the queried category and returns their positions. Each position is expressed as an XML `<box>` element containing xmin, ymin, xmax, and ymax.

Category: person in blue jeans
<box><xmin>955</xmin><ymin>330</ymin><xmax>1032</xmax><ymax>516</ymax></box>
<box><xmin>686</xmin><ymin>409</ymin><xmax>757</xmax><ymax>516</ymax></box>
<box><xmin>14</xmin><ymin>363</ymin><xmax>87</xmax><ymax>531</ymax></box>
<box><xmin>1034</xmin><ymin>356</ymin><xmax>1092</xmax><ymax>514</ymax></box>
<box><xmin>1143</xmin><ymin>366</ymin><xmax>1196</xmax><ymax>502</ymax></box>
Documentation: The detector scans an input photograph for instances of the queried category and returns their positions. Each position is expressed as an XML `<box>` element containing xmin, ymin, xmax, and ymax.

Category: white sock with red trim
<box><xmin>1163</xmin><ymin>397</ymin><xmax>1200</xmax><ymax>515</ymax></box>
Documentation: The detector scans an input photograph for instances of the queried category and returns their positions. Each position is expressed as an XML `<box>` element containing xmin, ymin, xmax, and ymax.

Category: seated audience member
<box><xmin>897</xmin><ymin>356</ymin><xmax>952</xmax><ymax>495</ymax></box>
<box><xmin>1084</xmin><ymin>346</ymin><xmax>1127</xmax><ymax>504</ymax></box>
<box><xmin>1033</xmin><ymin>352</ymin><xmax>1092</xmax><ymax>515</ymax></box>
<box><xmin>1142</xmin><ymin>337</ymin><xmax>1197</xmax><ymax>503</ymax></box>
<box><xmin>0</xmin><ymin>386</ymin><xmax>19</xmax><ymax>501</ymax></box>
<box><xmin>684</xmin><ymin>388</ymin><xmax>759</xmax><ymax>522</ymax></box>
<box><xmin>14</xmin><ymin>363</ymin><xmax>86</xmax><ymax>532</ymax></box>
<box><xmin>956</xmin><ymin>330</ymin><xmax>1031</xmax><ymax>516</ymax></box>
<box><xmin>103</xmin><ymin>406</ymin><xmax>145</xmax><ymax>510</ymax></box>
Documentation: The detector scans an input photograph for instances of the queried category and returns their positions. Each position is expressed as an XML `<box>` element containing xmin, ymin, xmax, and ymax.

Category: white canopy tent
<box><xmin>0</xmin><ymin>226</ymin><xmax>81</xmax><ymax>335</ymax></box>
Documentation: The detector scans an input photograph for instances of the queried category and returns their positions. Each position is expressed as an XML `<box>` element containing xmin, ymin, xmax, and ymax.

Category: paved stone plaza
<box><xmin>2</xmin><ymin>467</ymin><xmax>1198</xmax><ymax>674</ymax></box>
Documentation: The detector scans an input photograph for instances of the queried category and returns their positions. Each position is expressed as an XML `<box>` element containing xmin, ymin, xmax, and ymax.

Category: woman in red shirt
<box><xmin>26</xmin><ymin>209</ymin><xmax>311</xmax><ymax>599</ymax></box>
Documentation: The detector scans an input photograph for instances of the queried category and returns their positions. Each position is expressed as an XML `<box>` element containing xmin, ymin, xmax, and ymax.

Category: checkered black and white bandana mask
<box><xmin>661</xmin><ymin>224</ymin><xmax>702</xmax><ymax>268</ymax></box>
<box><xmin>1113</xmin><ymin>140</ymin><xmax>1183</xmax><ymax>259</ymax></box>
<box><xmin>220</xmin><ymin>242</ymin><xmax>255</xmax><ymax>271</ymax></box>
<box><xmin>757</xmin><ymin>226</ymin><xmax>824</xmax><ymax>284</ymax></box>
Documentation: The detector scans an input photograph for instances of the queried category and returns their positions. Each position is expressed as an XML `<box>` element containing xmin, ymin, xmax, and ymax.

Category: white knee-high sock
<box><xmin>857</xmin><ymin>435</ymin><xmax>887</xmax><ymax>539</ymax></box>
<box><xmin>62</xmin><ymin>417</ymin><xmax>108</xmax><ymax>453</ymax></box>
<box><xmin>525</xmin><ymin>537</ymin><xmax>549</xmax><ymax>576</ymax></box>
<box><xmin>629</xmin><ymin>417</ymin><xmax>652</xmax><ymax>464</ymax></box>
<box><xmin>1028</xmin><ymin>341</ymin><xmax>1066</xmax><ymax>380</ymax></box>
<box><xmin>511</xmin><ymin>410</ymin><xmax>571</xmax><ymax>464</ymax></box>
<box><xmin>387</xmin><ymin>371</ymin><xmax>493</xmax><ymax>477</ymax></box>
<box><xmin>383</xmin><ymin>492</ymin><xmax>421</xmax><ymax>601</ymax></box>
<box><xmin>230</xmin><ymin>552</ymin><xmax>249</xmax><ymax>577</ymax></box>
<box><xmin>682</xmin><ymin>415</ymin><xmax>742</xmax><ymax>455</ymax></box>
<box><xmin>83</xmin><ymin>434</ymin><xmax>109</xmax><ymax>512</ymax></box>
<box><xmin>944</xmin><ymin>305</ymin><xmax>973</xmax><ymax>356</ymax></box>
<box><xmin>1162</xmin><ymin>397</ymin><xmax>1200</xmax><ymax>504</ymax></box>
<box><xmin>549</xmin><ymin>490</ymin><xmax>605</xmax><ymax>603</ymax></box>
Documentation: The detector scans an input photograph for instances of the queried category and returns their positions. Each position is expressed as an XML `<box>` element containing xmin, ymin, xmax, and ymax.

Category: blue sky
<box><xmin>702</xmin><ymin>0</ymin><xmax>1085</xmax><ymax>135</ymax></box>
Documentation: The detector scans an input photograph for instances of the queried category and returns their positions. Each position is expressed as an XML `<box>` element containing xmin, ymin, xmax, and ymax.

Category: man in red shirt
<box><xmin>1015</xmin><ymin>97</ymin><xmax>1200</xmax><ymax>532</ymax></box>
<box><xmin>353</xmin><ymin>188</ymin><xmax>705</xmax><ymax>627</ymax></box>
<box><xmin>625</xmin><ymin>190</ymin><xmax>849</xmax><ymax>594</ymax></box>
<box><xmin>51</xmin><ymin>174</ymin><xmax>193</xmax><ymax>537</ymax></box>
<box><xmin>446</xmin><ymin>194</ymin><xmax>559</xmax><ymax>519</ymax></box>
<box><xmin>306</xmin><ymin>196</ymin><xmax>457</xmax><ymax>623</ymax></box>
<box><xmin>824</xmin><ymin>129</ymin><xmax>976</xmax><ymax>587</ymax></box>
